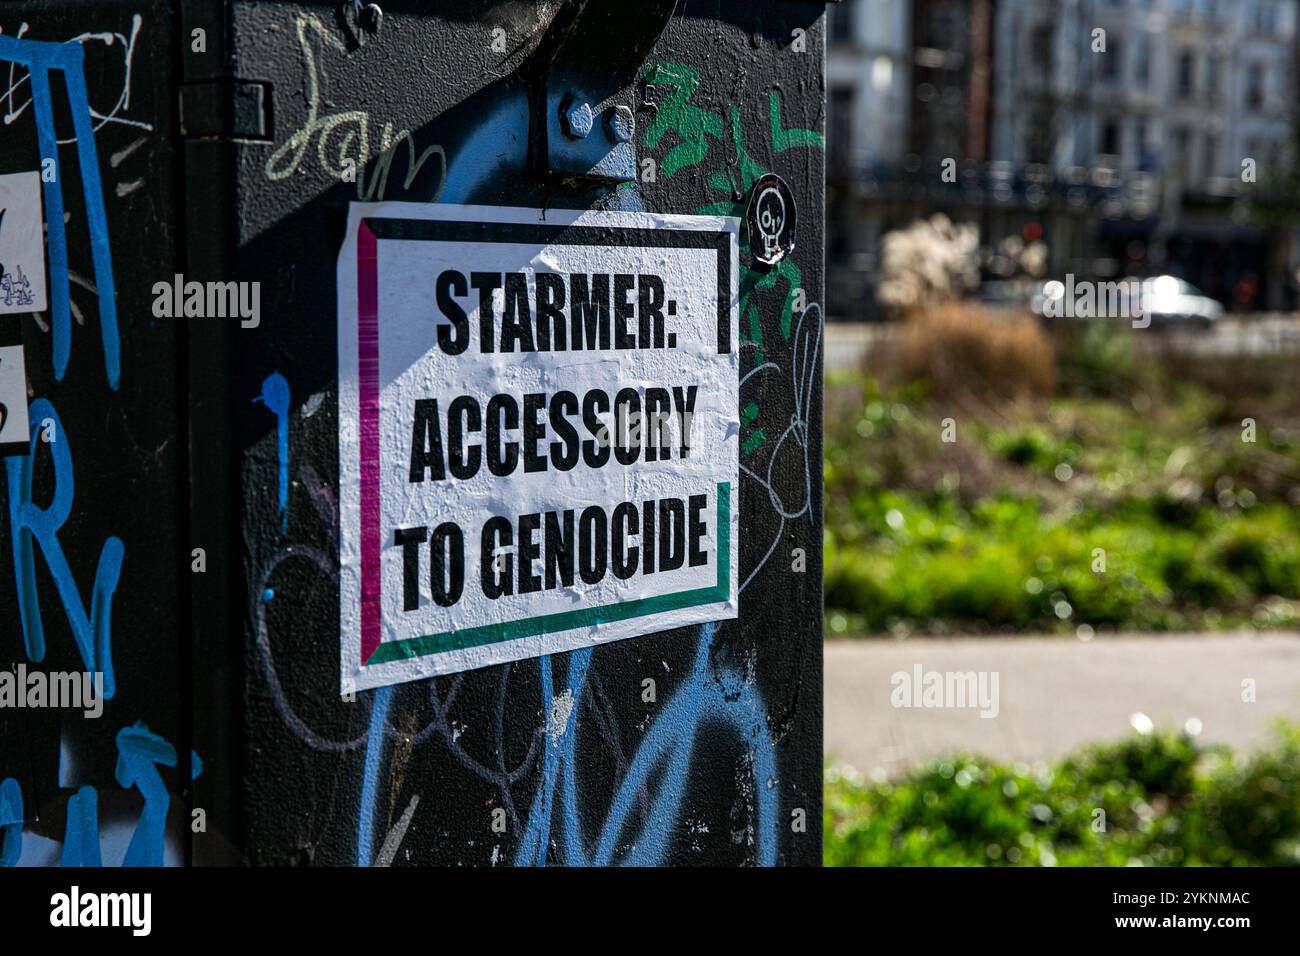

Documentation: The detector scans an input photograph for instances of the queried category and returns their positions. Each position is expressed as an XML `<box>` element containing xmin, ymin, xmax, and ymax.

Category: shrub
<box><xmin>1052</xmin><ymin>321</ymin><xmax>1156</xmax><ymax>399</ymax></box>
<box><xmin>825</xmin><ymin>725</ymin><xmax>1300</xmax><ymax>866</ymax></box>
<box><xmin>1200</xmin><ymin>725</ymin><xmax>1300</xmax><ymax>864</ymax></box>
<box><xmin>876</xmin><ymin>215</ymin><xmax>980</xmax><ymax>314</ymax></box>
<box><xmin>888</xmin><ymin>303</ymin><xmax>1056</xmax><ymax>405</ymax></box>
<box><xmin>823</xmin><ymin>362</ymin><xmax>1300</xmax><ymax>632</ymax></box>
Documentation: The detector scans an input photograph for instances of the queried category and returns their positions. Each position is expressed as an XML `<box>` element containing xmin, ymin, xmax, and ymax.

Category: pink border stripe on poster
<box><xmin>357</xmin><ymin>222</ymin><xmax>381</xmax><ymax>662</ymax></box>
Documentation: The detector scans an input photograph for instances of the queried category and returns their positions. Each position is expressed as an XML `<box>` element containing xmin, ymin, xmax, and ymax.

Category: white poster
<box><xmin>0</xmin><ymin>171</ymin><xmax>48</xmax><ymax>315</ymax></box>
<box><xmin>337</xmin><ymin>203</ymin><xmax>740</xmax><ymax>692</ymax></box>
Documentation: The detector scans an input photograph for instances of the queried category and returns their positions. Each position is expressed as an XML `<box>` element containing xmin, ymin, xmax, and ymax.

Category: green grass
<box><xmin>826</xmin><ymin>493</ymin><xmax>1300</xmax><ymax>635</ymax></box>
<box><xmin>824</xmin><ymin>335</ymin><xmax>1300</xmax><ymax>634</ymax></box>
<box><xmin>823</xmin><ymin>324</ymin><xmax>1300</xmax><ymax>866</ymax></box>
<box><xmin>824</xmin><ymin>724</ymin><xmax>1300</xmax><ymax>866</ymax></box>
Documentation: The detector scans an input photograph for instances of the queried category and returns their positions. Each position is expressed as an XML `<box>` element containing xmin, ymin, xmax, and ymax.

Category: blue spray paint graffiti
<box><xmin>114</xmin><ymin>722</ymin><xmax>177</xmax><ymax>867</ymax></box>
<box><xmin>355</xmin><ymin>684</ymin><xmax>393</xmax><ymax>867</ymax></box>
<box><xmin>440</xmin><ymin>97</ymin><xmax>528</xmax><ymax>205</ymax></box>
<box><xmin>2</xmin><ymin>732</ymin><xmax>196</xmax><ymax>868</ymax></box>
<box><xmin>514</xmin><ymin>648</ymin><xmax>592</xmax><ymax>866</ymax></box>
<box><xmin>0</xmin><ymin>35</ymin><xmax>120</xmax><ymax>389</ymax></box>
<box><xmin>0</xmin><ymin>25</ymin><xmax>199</xmax><ymax>870</ymax></box>
<box><xmin>514</xmin><ymin>622</ymin><xmax>777</xmax><ymax>867</ymax></box>
<box><xmin>350</xmin><ymin>624</ymin><xmax>778</xmax><ymax>867</ymax></box>
<box><xmin>6</xmin><ymin>398</ymin><xmax>124</xmax><ymax>698</ymax></box>
<box><xmin>60</xmin><ymin>785</ymin><xmax>102</xmax><ymax>867</ymax></box>
<box><xmin>240</xmin><ymin>15</ymin><xmax>798</xmax><ymax>864</ymax></box>
<box><xmin>0</xmin><ymin>777</ymin><xmax>23</xmax><ymax>866</ymax></box>
<box><xmin>254</xmin><ymin>372</ymin><xmax>291</xmax><ymax>532</ymax></box>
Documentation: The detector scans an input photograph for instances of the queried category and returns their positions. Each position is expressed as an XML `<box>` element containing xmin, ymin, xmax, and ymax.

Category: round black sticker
<box><xmin>746</xmin><ymin>173</ymin><xmax>796</xmax><ymax>268</ymax></box>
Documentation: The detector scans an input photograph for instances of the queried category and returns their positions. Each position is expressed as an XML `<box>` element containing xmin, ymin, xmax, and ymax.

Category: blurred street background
<box><xmin>827</xmin><ymin>0</ymin><xmax>1300</xmax><ymax>319</ymax></box>
<box><xmin>821</xmin><ymin>0</ymin><xmax>1300</xmax><ymax>866</ymax></box>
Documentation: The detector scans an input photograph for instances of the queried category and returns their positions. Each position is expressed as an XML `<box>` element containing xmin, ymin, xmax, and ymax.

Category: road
<box><xmin>824</xmin><ymin>632</ymin><xmax>1300</xmax><ymax>777</ymax></box>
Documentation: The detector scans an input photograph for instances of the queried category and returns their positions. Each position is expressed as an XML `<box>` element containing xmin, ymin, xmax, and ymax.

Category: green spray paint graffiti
<box><xmin>643</xmin><ymin>61</ymin><xmax>823</xmax><ymax>457</ymax></box>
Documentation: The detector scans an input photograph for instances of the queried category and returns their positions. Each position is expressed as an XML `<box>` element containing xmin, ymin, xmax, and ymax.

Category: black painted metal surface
<box><xmin>0</xmin><ymin>0</ymin><xmax>190</xmax><ymax>866</ymax></box>
<box><xmin>1</xmin><ymin>0</ymin><xmax>825</xmax><ymax>867</ymax></box>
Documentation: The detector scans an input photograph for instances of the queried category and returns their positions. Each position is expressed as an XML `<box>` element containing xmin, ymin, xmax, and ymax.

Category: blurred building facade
<box><xmin>828</xmin><ymin>0</ymin><xmax>1300</xmax><ymax>318</ymax></box>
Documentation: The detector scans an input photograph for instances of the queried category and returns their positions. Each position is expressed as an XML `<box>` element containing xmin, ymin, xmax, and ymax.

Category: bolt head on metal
<box><xmin>560</xmin><ymin>98</ymin><xmax>594</xmax><ymax>140</ymax></box>
<box><xmin>605</xmin><ymin>105</ymin><xmax>635</xmax><ymax>144</ymax></box>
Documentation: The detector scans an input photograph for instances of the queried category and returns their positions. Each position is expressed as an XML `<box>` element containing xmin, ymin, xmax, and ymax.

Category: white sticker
<box><xmin>337</xmin><ymin>203</ymin><xmax>740</xmax><ymax>692</ymax></box>
<box><xmin>0</xmin><ymin>171</ymin><xmax>48</xmax><ymax>315</ymax></box>
<box><xmin>0</xmin><ymin>339</ymin><xmax>31</xmax><ymax>455</ymax></box>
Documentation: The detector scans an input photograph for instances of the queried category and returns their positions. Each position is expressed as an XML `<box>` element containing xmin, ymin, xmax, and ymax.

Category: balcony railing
<box><xmin>834</xmin><ymin>159</ymin><xmax>1165</xmax><ymax>218</ymax></box>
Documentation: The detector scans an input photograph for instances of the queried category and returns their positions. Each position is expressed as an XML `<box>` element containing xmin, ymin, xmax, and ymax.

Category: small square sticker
<box><xmin>0</xmin><ymin>324</ymin><xmax>30</xmax><ymax>455</ymax></box>
<box><xmin>0</xmin><ymin>170</ymin><xmax>48</xmax><ymax>316</ymax></box>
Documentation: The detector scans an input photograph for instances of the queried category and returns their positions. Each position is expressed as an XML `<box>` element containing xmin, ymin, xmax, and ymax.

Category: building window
<box><xmin>1255</xmin><ymin>1</ymin><xmax>1277</xmax><ymax>34</ymax></box>
<box><xmin>1030</xmin><ymin>22</ymin><xmax>1053</xmax><ymax>77</ymax></box>
<box><xmin>1102</xmin><ymin>38</ymin><xmax>1122</xmax><ymax>82</ymax></box>
<box><xmin>829</xmin><ymin>86</ymin><xmax>854</xmax><ymax>172</ymax></box>
<box><xmin>1100</xmin><ymin>119</ymin><xmax>1121</xmax><ymax>158</ymax></box>
<box><xmin>829</xmin><ymin>1</ymin><xmax>854</xmax><ymax>45</ymax></box>
<box><xmin>1177</xmin><ymin>50</ymin><xmax>1196</xmax><ymax>99</ymax></box>
<box><xmin>1206</xmin><ymin>55</ymin><xmax>1221</xmax><ymax>104</ymax></box>
<box><xmin>1203</xmin><ymin>134</ymin><xmax>1219</xmax><ymax>178</ymax></box>
<box><xmin>1246</xmin><ymin>62</ymin><xmax>1266</xmax><ymax>110</ymax></box>
<box><xmin>1174</xmin><ymin>126</ymin><xmax>1193</xmax><ymax>177</ymax></box>
<box><xmin>1135</xmin><ymin>35</ymin><xmax>1151</xmax><ymax>87</ymax></box>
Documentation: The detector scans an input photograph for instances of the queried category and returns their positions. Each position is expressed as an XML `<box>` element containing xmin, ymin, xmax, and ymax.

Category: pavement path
<box><xmin>824</xmin><ymin>632</ymin><xmax>1300</xmax><ymax>777</ymax></box>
